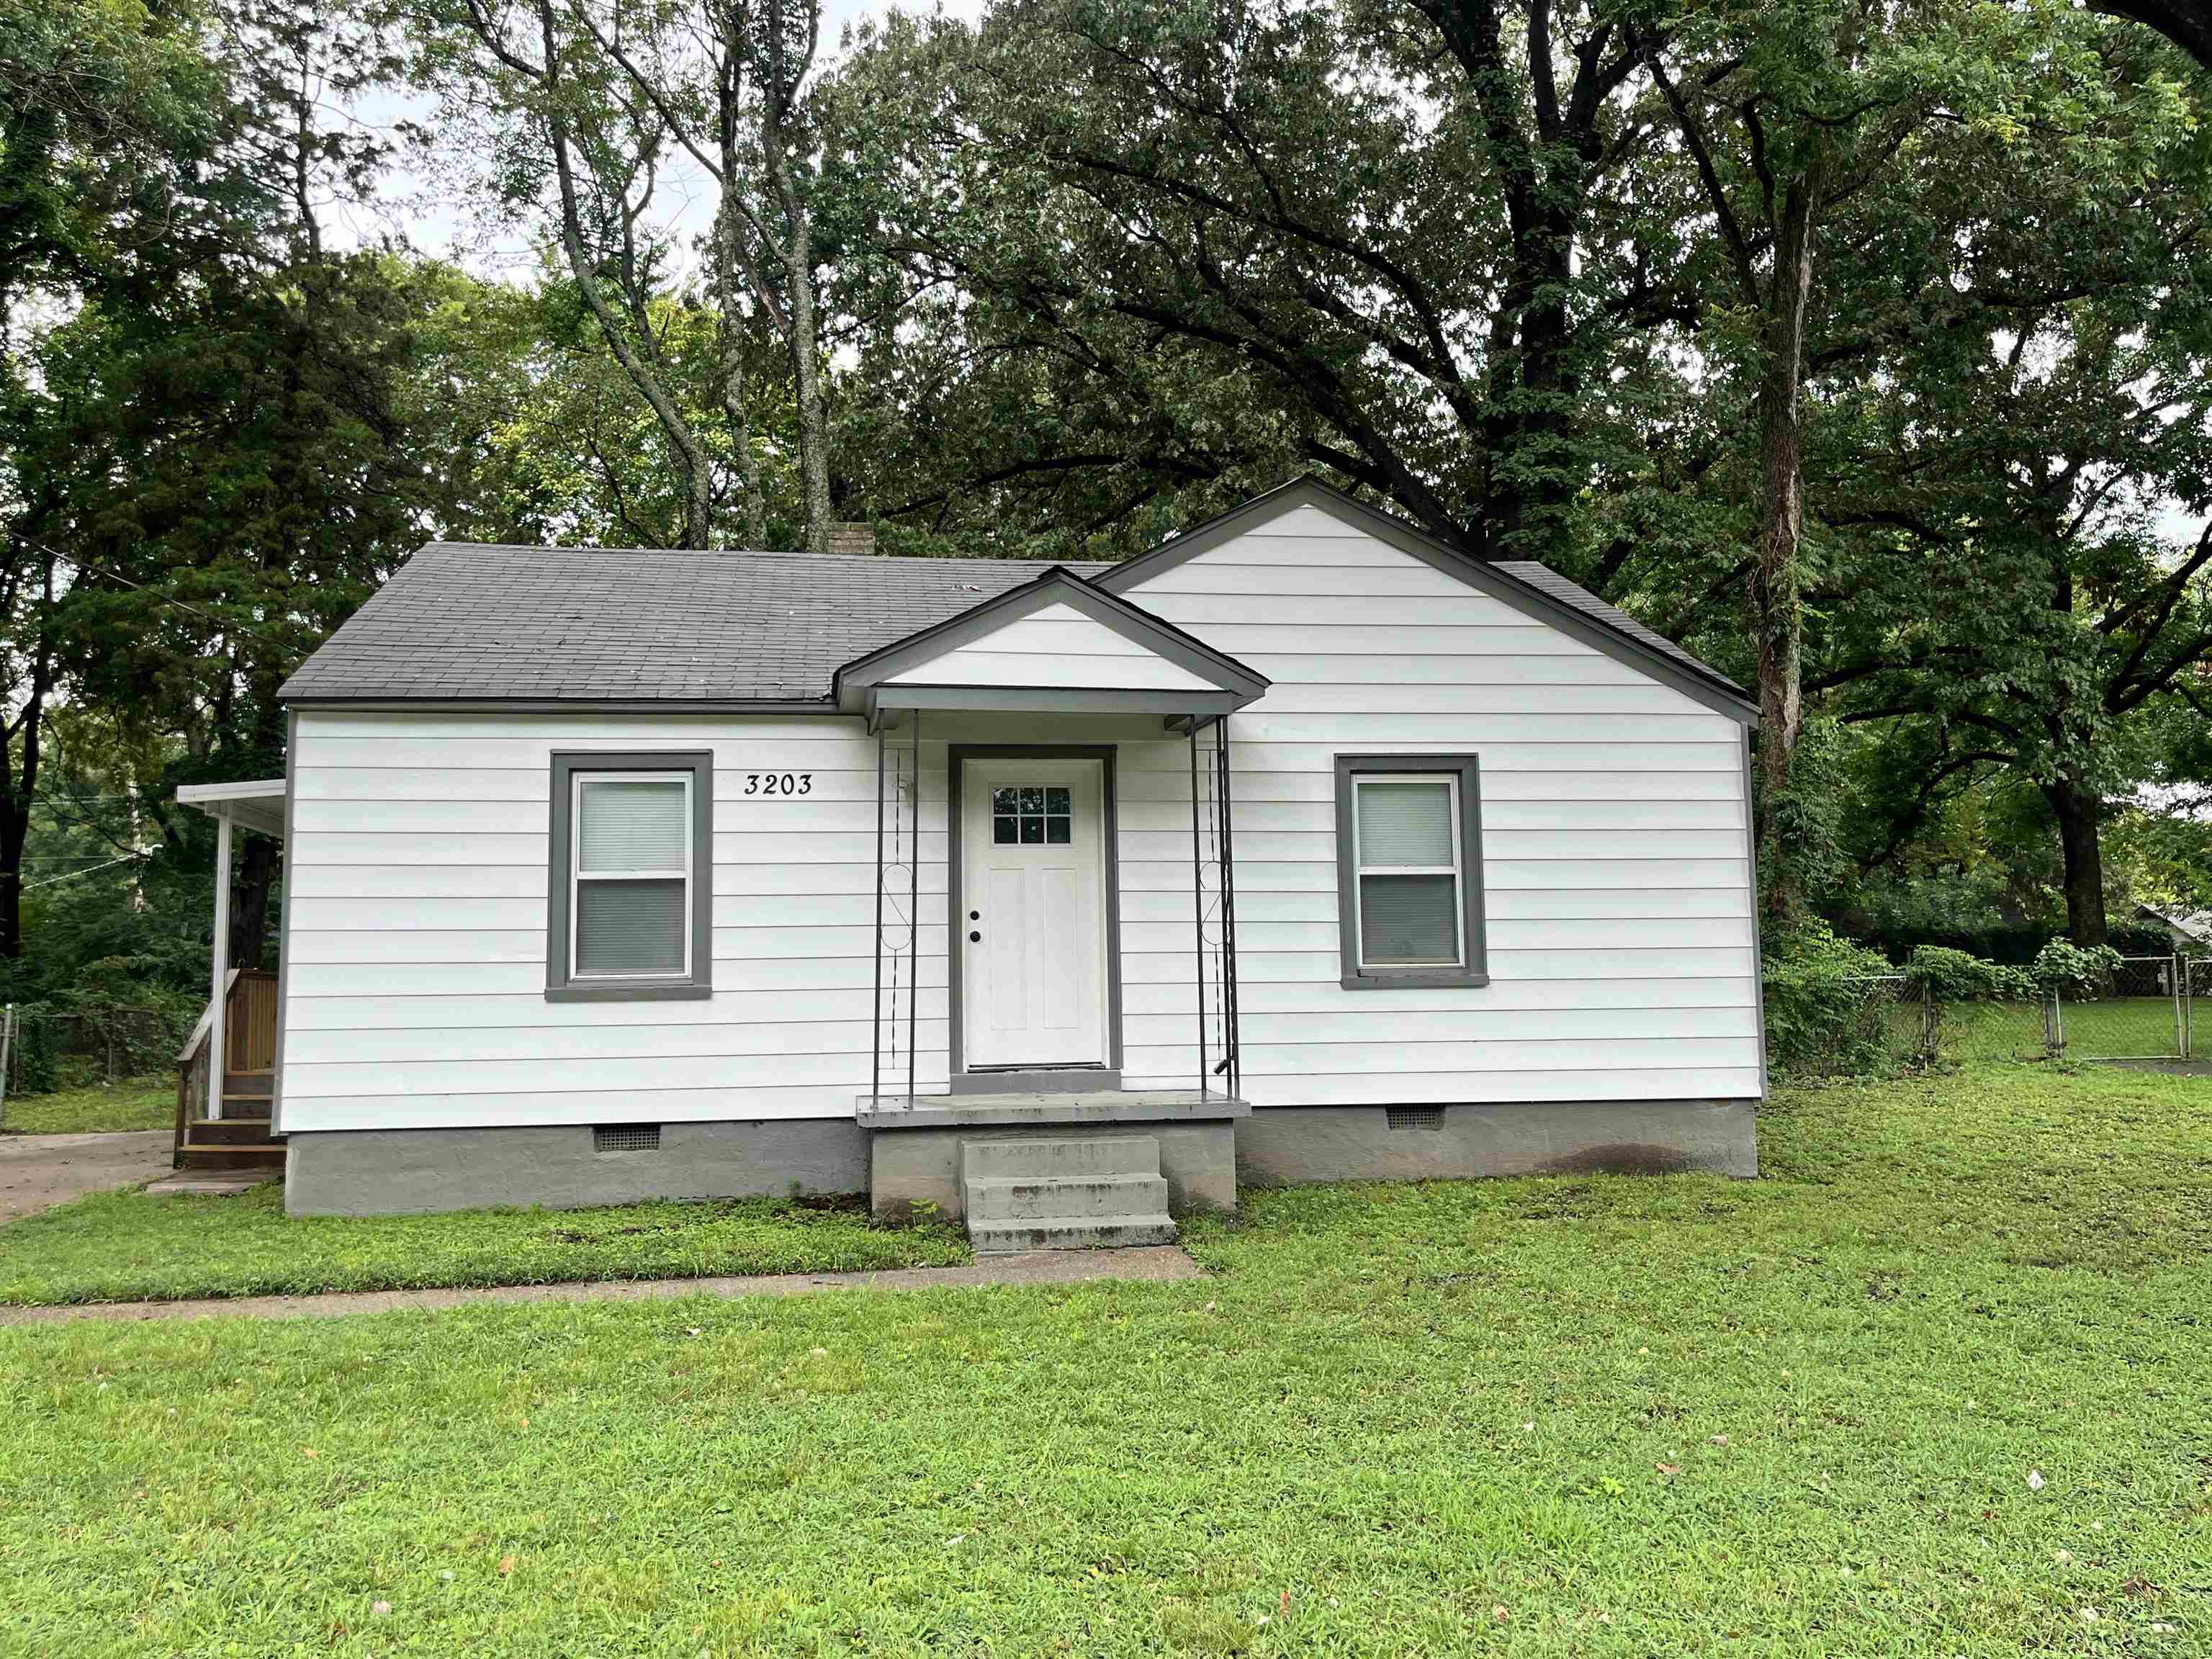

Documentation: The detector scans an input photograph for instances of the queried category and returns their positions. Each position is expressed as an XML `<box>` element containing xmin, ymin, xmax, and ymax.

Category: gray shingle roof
<box><xmin>278</xmin><ymin>544</ymin><xmax>1112</xmax><ymax>704</ymax></box>
<box><xmin>1493</xmin><ymin>560</ymin><xmax>1748</xmax><ymax>697</ymax></box>
<box><xmin>279</xmin><ymin>536</ymin><xmax>1742</xmax><ymax>709</ymax></box>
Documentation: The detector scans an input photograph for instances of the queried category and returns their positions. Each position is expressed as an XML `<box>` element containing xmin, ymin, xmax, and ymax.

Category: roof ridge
<box><xmin>418</xmin><ymin>540</ymin><xmax>1114</xmax><ymax>570</ymax></box>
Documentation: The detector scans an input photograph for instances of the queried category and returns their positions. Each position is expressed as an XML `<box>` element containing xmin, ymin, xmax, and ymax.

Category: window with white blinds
<box><xmin>1334</xmin><ymin>754</ymin><xmax>1487</xmax><ymax>989</ymax></box>
<box><xmin>1354</xmin><ymin>777</ymin><xmax>1461</xmax><ymax>967</ymax></box>
<box><xmin>547</xmin><ymin>753</ymin><xmax>711</xmax><ymax>1001</ymax></box>
<box><xmin>573</xmin><ymin>776</ymin><xmax>690</xmax><ymax>977</ymax></box>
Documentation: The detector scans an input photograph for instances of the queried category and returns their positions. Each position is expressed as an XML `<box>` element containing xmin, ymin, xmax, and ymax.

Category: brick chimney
<box><xmin>826</xmin><ymin>523</ymin><xmax>876</xmax><ymax>557</ymax></box>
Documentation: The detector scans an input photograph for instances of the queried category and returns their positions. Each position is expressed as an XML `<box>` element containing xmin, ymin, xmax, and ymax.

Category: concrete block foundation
<box><xmin>285</xmin><ymin>1119</ymin><xmax>867</xmax><ymax>1216</ymax></box>
<box><xmin>1234</xmin><ymin>1100</ymin><xmax>1759</xmax><ymax>1186</ymax></box>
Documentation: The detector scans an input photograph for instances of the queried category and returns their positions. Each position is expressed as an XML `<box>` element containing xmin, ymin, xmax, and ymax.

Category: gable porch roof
<box><xmin>832</xmin><ymin>566</ymin><xmax>1270</xmax><ymax>724</ymax></box>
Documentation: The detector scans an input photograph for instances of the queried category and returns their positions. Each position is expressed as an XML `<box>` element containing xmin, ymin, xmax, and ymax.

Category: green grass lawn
<box><xmin>0</xmin><ymin>1184</ymin><xmax>969</xmax><ymax>1306</ymax></box>
<box><xmin>0</xmin><ymin>1077</ymin><xmax>174</xmax><ymax>1136</ymax></box>
<box><xmin>4</xmin><ymin>1068</ymin><xmax>2209</xmax><ymax>1655</ymax></box>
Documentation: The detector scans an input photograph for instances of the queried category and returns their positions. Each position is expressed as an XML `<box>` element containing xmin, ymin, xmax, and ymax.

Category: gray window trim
<box><xmin>1334</xmin><ymin>752</ymin><xmax>1488</xmax><ymax>991</ymax></box>
<box><xmin>546</xmin><ymin>750</ymin><xmax>714</xmax><ymax>1003</ymax></box>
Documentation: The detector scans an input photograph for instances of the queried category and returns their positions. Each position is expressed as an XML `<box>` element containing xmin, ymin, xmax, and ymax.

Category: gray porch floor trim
<box><xmin>0</xmin><ymin>1246</ymin><xmax>1205</xmax><ymax>1327</ymax></box>
<box><xmin>856</xmin><ymin>1089</ymin><xmax>1251</xmax><ymax>1129</ymax></box>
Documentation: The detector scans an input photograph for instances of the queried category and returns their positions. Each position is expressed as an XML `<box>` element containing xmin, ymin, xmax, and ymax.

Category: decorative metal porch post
<box><xmin>1190</xmin><ymin>725</ymin><xmax>1208</xmax><ymax>1098</ymax></box>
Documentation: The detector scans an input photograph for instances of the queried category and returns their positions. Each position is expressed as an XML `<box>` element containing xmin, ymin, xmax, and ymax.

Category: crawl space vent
<box><xmin>593</xmin><ymin>1123</ymin><xmax>661</xmax><ymax>1152</ymax></box>
<box><xmin>1386</xmin><ymin>1106</ymin><xmax>1444</xmax><ymax>1132</ymax></box>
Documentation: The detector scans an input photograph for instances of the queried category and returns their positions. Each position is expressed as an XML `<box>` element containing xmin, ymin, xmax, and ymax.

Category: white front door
<box><xmin>961</xmin><ymin>757</ymin><xmax>1110</xmax><ymax>1071</ymax></box>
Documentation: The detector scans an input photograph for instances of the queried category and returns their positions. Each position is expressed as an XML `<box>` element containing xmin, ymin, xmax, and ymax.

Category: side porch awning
<box><xmin>831</xmin><ymin>567</ymin><xmax>1269</xmax><ymax>728</ymax></box>
<box><xmin>175</xmin><ymin>779</ymin><xmax>287</xmax><ymax>840</ymax></box>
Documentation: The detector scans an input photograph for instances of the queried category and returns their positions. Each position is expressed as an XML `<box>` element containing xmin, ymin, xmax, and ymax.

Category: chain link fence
<box><xmin>0</xmin><ymin>998</ymin><xmax>192</xmax><ymax>1105</ymax></box>
<box><xmin>1820</xmin><ymin>953</ymin><xmax>2203</xmax><ymax>1077</ymax></box>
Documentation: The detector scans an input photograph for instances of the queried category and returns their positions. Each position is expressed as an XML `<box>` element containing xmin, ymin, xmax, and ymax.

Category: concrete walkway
<box><xmin>0</xmin><ymin>1130</ymin><xmax>172</xmax><ymax>1223</ymax></box>
<box><xmin>0</xmin><ymin>1244</ymin><xmax>1206</xmax><ymax>1327</ymax></box>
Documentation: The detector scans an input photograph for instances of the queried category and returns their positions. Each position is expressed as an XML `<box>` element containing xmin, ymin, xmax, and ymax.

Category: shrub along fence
<box><xmin>1768</xmin><ymin>940</ymin><xmax>2201</xmax><ymax>1081</ymax></box>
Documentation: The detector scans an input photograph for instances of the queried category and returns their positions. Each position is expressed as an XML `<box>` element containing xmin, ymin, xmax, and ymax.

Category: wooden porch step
<box><xmin>176</xmin><ymin>1143</ymin><xmax>287</xmax><ymax>1170</ymax></box>
<box><xmin>186</xmin><ymin>1117</ymin><xmax>279</xmax><ymax>1147</ymax></box>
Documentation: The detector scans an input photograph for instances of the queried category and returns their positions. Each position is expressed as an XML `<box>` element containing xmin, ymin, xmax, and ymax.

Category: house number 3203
<box><xmin>745</xmin><ymin>772</ymin><xmax>813</xmax><ymax>795</ymax></box>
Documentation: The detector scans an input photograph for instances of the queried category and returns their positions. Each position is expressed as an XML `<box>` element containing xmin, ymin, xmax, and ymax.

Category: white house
<box><xmin>174</xmin><ymin>480</ymin><xmax>1764</xmax><ymax>1246</ymax></box>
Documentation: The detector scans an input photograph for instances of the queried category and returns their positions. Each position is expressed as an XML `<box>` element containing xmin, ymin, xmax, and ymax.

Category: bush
<box><xmin>2031</xmin><ymin>940</ymin><xmax>2125</xmax><ymax>999</ymax></box>
<box><xmin>1762</xmin><ymin>922</ymin><xmax>1898</xmax><ymax>1081</ymax></box>
<box><xmin>1904</xmin><ymin>945</ymin><xmax>2036</xmax><ymax>1004</ymax></box>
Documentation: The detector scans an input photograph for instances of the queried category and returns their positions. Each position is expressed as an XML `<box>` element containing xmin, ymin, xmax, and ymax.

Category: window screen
<box><xmin>572</xmin><ymin>776</ymin><xmax>691</xmax><ymax>978</ymax></box>
<box><xmin>1334</xmin><ymin>755</ymin><xmax>1487</xmax><ymax>989</ymax></box>
<box><xmin>1354</xmin><ymin>777</ymin><xmax>1461</xmax><ymax>967</ymax></box>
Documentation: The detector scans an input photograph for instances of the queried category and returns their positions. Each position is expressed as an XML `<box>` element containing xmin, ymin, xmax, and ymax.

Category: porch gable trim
<box><xmin>834</xmin><ymin>567</ymin><xmax>1269</xmax><ymax>716</ymax></box>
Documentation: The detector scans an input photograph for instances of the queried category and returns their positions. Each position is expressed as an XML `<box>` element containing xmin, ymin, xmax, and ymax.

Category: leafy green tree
<box><xmin>832</xmin><ymin>0</ymin><xmax>1684</xmax><ymax>561</ymax></box>
<box><xmin>1798</xmin><ymin>15</ymin><xmax>2212</xmax><ymax>945</ymax></box>
<box><xmin>1</xmin><ymin>0</ymin><xmax>230</xmax><ymax>960</ymax></box>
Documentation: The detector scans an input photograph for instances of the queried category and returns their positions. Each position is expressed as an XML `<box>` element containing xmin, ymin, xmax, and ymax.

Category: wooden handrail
<box><xmin>178</xmin><ymin>967</ymin><xmax>242</xmax><ymax>1065</ymax></box>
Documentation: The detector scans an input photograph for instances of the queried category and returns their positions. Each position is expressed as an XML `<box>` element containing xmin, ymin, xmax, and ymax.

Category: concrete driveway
<box><xmin>0</xmin><ymin>1132</ymin><xmax>171</xmax><ymax>1223</ymax></box>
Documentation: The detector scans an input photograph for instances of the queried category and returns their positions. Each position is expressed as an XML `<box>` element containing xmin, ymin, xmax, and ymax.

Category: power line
<box><xmin>8</xmin><ymin>532</ymin><xmax>308</xmax><ymax>650</ymax></box>
<box><xmin>22</xmin><ymin>853</ymin><xmax>145</xmax><ymax>891</ymax></box>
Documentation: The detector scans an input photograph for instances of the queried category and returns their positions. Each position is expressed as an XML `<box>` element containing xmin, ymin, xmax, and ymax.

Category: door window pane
<box><xmin>1357</xmin><ymin>781</ymin><xmax>1455</xmax><ymax>867</ymax></box>
<box><xmin>992</xmin><ymin>781</ymin><xmax>1074</xmax><ymax>848</ymax></box>
<box><xmin>1359</xmin><ymin>873</ymin><xmax>1459</xmax><ymax>964</ymax></box>
<box><xmin>575</xmin><ymin>878</ymin><xmax>686</xmax><ymax>974</ymax></box>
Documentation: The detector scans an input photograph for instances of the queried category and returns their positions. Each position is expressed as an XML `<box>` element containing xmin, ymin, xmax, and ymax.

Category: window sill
<box><xmin>545</xmin><ymin>982</ymin><xmax>712</xmax><ymax>1003</ymax></box>
<box><xmin>1340</xmin><ymin>970</ymin><xmax>1490</xmax><ymax>992</ymax></box>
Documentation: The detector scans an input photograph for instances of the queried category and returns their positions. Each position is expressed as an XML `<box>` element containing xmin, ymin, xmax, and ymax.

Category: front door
<box><xmin>961</xmin><ymin>757</ymin><xmax>1109</xmax><ymax>1071</ymax></box>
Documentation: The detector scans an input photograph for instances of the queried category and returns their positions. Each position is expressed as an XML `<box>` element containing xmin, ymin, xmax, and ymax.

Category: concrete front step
<box><xmin>968</xmin><ymin>1213</ymin><xmax>1179</xmax><ymax>1254</ymax></box>
<box><xmin>966</xmin><ymin>1172</ymin><xmax>1169</xmax><ymax>1223</ymax></box>
<box><xmin>958</xmin><ymin>1134</ymin><xmax>1178</xmax><ymax>1251</ymax></box>
<box><xmin>958</xmin><ymin>1134</ymin><xmax>1160</xmax><ymax>1182</ymax></box>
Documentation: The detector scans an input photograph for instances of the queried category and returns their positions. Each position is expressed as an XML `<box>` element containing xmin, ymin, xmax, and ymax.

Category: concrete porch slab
<box><xmin>144</xmin><ymin>1169</ymin><xmax>282</xmax><ymax>1199</ymax></box>
<box><xmin>856</xmin><ymin>1089</ymin><xmax>1249</xmax><ymax>1130</ymax></box>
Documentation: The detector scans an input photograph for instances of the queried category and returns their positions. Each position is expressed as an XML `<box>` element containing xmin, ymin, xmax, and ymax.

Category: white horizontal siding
<box><xmin>884</xmin><ymin>603</ymin><xmax>1214</xmax><ymax>691</ymax></box>
<box><xmin>282</xmin><ymin>711</ymin><xmax>950</xmax><ymax>1131</ymax></box>
<box><xmin>1117</xmin><ymin>501</ymin><xmax>1761</xmax><ymax>1104</ymax></box>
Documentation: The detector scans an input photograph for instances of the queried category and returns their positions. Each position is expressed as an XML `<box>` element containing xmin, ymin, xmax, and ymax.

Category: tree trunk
<box><xmin>1750</xmin><ymin>166</ymin><xmax>1822</xmax><ymax>933</ymax></box>
<box><xmin>712</xmin><ymin>196</ymin><xmax>767</xmax><ymax>548</ymax></box>
<box><xmin>0</xmin><ymin>796</ymin><xmax>26</xmax><ymax>961</ymax></box>
<box><xmin>0</xmin><ymin>611</ymin><xmax>53</xmax><ymax>962</ymax></box>
<box><xmin>230</xmin><ymin>833</ymin><xmax>277</xmax><ymax>971</ymax></box>
<box><xmin>762</xmin><ymin>114</ymin><xmax>830</xmax><ymax>557</ymax></box>
<box><xmin>529</xmin><ymin>0</ymin><xmax>715</xmax><ymax>548</ymax></box>
<box><xmin>2046</xmin><ymin>779</ymin><xmax>2109</xmax><ymax>946</ymax></box>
